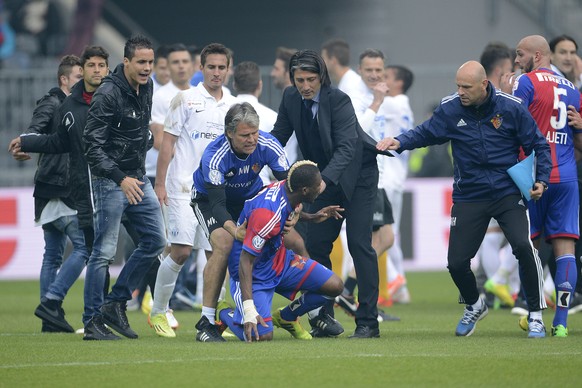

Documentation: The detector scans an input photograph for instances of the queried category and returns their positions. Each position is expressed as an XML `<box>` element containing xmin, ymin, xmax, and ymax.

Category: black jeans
<box><xmin>447</xmin><ymin>195</ymin><xmax>545</xmax><ymax>311</ymax></box>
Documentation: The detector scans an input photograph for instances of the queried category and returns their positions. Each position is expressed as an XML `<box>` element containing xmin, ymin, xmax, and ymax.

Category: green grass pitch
<box><xmin>1</xmin><ymin>271</ymin><xmax>581</xmax><ymax>387</ymax></box>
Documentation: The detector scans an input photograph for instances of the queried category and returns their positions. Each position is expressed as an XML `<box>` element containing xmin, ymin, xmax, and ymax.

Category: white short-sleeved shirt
<box><xmin>146</xmin><ymin>82</ymin><xmax>191</xmax><ymax>177</ymax></box>
<box><xmin>351</xmin><ymin>85</ymin><xmax>414</xmax><ymax>190</ymax></box>
<box><xmin>165</xmin><ymin>83</ymin><xmax>238</xmax><ymax>199</ymax></box>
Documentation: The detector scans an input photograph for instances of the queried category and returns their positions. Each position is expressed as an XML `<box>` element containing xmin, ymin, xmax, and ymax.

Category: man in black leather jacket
<box><xmin>81</xmin><ymin>35</ymin><xmax>166</xmax><ymax>341</ymax></box>
<box><xmin>9</xmin><ymin>55</ymin><xmax>86</xmax><ymax>334</ymax></box>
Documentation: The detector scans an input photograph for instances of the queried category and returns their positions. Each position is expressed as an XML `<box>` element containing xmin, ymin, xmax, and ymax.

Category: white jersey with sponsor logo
<box><xmin>164</xmin><ymin>82</ymin><xmax>237</xmax><ymax>199</ymax></box>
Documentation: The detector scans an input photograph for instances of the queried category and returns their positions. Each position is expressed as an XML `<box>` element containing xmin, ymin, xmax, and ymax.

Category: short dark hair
<box><xmin>224</xmin><ymin>102</ymin><xmax>260</xmax><ymax>135</ymax></box>
<box><xmin>154</xmin><ymin>44</ymin><xmax>170</xmax><ymax>65</ymax></box>
<box><xmin>275</xmin><ymin>46</ymin><xmax>297</xmax><ymax>69</ymax></box>
<box><xmin>166</xmin><ymin>43</ymin><xmax>189</xmax><ymax>57</ymax></box>
<box><xmin>287</xmin><ymin>160</ymin><xmax>320</xmax><ymax>193</ymax></box>
<box><xmin>549</xmin><ymin>34</ymin><xmax>578</xmax><ymax>52</ymax></box>
<box><xmin>359</xmin><ymin>48</ymin><xmax>384</xmax><ymax>64</ymax></box>
<box><xmin>479</xmin><ymin>43</ymin><xmax>511</xmax><ymax>76</ymax></box>
<box><xmin>124</xmin><ymin>35</ymin><xmax>154</xmax><ymax>60</ymax></box>
<box><xmin>321</xmin><ymin>38</ymin><xmax>350</xmax><ymax>66</ymax></box>
<box><xmin>289</xmin><ymin>50</ymin><xmax>331</xmax><ymax>87</ymax></box>
<box><xmin>57</xmin><ymin>54</ymin><xmax>81</xmax><ymax>86</ymax></box>
<box><xmin>201</xmin><ymin>43</ymin><xmax>231</xmax><ymax>67</ymax></box>
<box><xmin>234</xmin><ymin>61</ymin><xmax>260</xmax><ymax>94</ymax></box>
<box><xmin>385</xmin><ymin>65</ymin><xmax>414</xmax><ymax>93</ymax></box>
<box><xmin>80</xmin><ymin>45</ymin><xmax>109</xmax><ymax>67</ymax></box>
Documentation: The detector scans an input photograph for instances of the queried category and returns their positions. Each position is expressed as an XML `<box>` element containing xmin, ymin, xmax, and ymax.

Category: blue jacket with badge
<box><xmin>396</xmin><ymin>82</ymin><xmax>551</xmax><ymax>202</ymax></box>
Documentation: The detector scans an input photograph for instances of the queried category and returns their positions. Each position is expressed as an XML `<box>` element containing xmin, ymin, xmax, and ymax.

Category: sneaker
<box><xmin>387</xmin><ymin>274</ymin><xmax>406</xmax><ymax>297</ymax></box>
<box><xmin>149</xmin><ymin>313</ymin><xmax>176</xmax><ymax>338</ymax></box>
<box><xmin>551</xmin><ymin>324</ymin><xmax>568</xmax><ymax>337</ymax></box>
<box><xmin>568</xmin><ymin>292</ymin><xmax>582</xmax><ymax>315</ymax></box>
<box><xmin>349</xmin><ymin>325</ymin><xmax>380</xmax><ymax>338</ymax></box>
<box><xmin>41</xmin><ymin>320</ymin><xmax>69</xmax><ymax>333</ymax></box>
<box><xmin>215</xmin><ymin>300</ymin><xmax>231</xmax><ymax>328</ymax></box>
<box><xmin>484</xmin><ymin>279</ymin><xmax>515</xmax><ymax>307</ymax></box>
<box><xmin>377</xmin><ymin>296</ymin><xmax>393</xmax><ymax>308</ymax></box>
<box><xmin>335</xmin><ymin>294</ymin><xmax>357</xmax><ymax>317</ymax></box>
<box><xmin>126</xmin><ymin>295</ymin><xmax>140</xmax><ymax>312</ymax></box>
<box><xmin>377</xmin><ymin>309</ymin><xmax>400</xmax><ymax>322</ymax></box>
<box><xmin>527</xmin><ymin>318</ymin><xmax>546</xmax><ymax>338</ymax></box>
<box><xmin>34</xmin><ymin>299</ymin><xmax>75</xmax><ymax>333</ymax></box>
<box><xmin>166</xmin><ymin>309</ymin><xmax>179</xmax><ymax>330</ymax></box>
<box><xmin>195</xmin><ymin>316</ymin><xmax>226</xmax><ymax>342</ymax></box>
<box><xmin>518</xmin><ymin>315</ymin><xmax>528</xmax><ymax>331</ymax></box>
<box><xmin>510</xmin><ymin>296</ymin><xmax>528</xmax><ymax>316</ymax></box>
<box><xmin>140</xmin><ymin>290</ymin><xmax>153</xmax><ymax>315</ymax></box>
<box><xmin>272</xmin><ymin>308</ymin><xmax>312</xmax><ymax>340</ymax></box>
<box><xmin>308</xmin><ymin>311</ymin><xmax>344</xmax><ymax>337</ymax></box>
<box><xmin>101</xmin><ymin>301</ymin><xmax>138</xmax><ymax>339</ymax></box>
<box><xmin>391</xmin><ymin>286</ymin><xmax>411</xmax><ymax>304</ymax></box>
<box><xmin>83</xmin><ymin>316</ymin><xmax>121</xmax><ymax>341</ymax></box>
<box><xmin>455</xmin><ymin>302</ymin><xmax>488</xmax><ymax>336</ymax></box>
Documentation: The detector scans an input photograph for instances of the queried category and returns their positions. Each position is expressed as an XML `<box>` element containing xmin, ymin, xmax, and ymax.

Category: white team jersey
<box><xmin>146</xmin><ymin>82</ymin><xmax>191</xmax><ymax>177</ymax></box>
<box><xmin>152</xmin><ymin>82</ymin><xmax>188</xmax><ymax>124</ymax></box>
<box><xmin>351</xmin><ymin>86</ymin><xmax>414</xmax><ymax>190</ymax></box>
<box><xmin>338</xmin><ymin>69</ymin><xmax>366</xmax><ymax>97</ymax></box>
<box><xmin>164</xmin><ymin>83</ymin><xmax>237</xmax><ymax>198</ymax></box>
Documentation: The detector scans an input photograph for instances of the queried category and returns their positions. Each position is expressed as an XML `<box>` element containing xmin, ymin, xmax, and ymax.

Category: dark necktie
<box><xmin>303</xmin><ymin>99</ymin><xmax>315</xmax><ymax>121</ymax></box>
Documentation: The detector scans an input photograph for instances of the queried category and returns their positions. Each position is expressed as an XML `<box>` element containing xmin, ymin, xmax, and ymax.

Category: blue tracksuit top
<box><xmin>396</xmin><ymin>83</ymin><xmax>551</xmax><ymax>202</ymax></box>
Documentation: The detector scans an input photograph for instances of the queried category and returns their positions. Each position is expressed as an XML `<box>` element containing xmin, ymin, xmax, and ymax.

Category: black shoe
<box><xmin>83</xmin><ymin>316</ymin><xmax>121</xmax><ymax>341</ymax></box>
<box><xmin>349</xmin><ymin>325</ymin><xmax>380</xmax><ymax>338</ymax></box>
<box><xmin>195</xmin><ymin>316</ymin><xmax>226</xmax><ymax>342</ymax></box>
<box><xmin>100</xmin><ymin>301</ymin><xmax>138</xmax><ymax>339</ymax></box>
<box><xmin>34</xmin><ymin>299</ymin><xmax>74</xmax><ymax>333</ymax></box>
<box><xmin>309</xmin><ymin>311</ymin><xmax>344</xmax><ymax>337</ymax></box>
<box><xmin>335</xmin><ymin>294</ymin><xmax>358</xmax><ymax>317</ymax></box>
<box><xmin>41</xmin><ymin>319</ymin><xmax>70</xmax><ymax>333</ymax></box>
<box><xmin>377</xmin><ymin>309</ymin><xmax>400</xmax><ymax>322</ymax></box>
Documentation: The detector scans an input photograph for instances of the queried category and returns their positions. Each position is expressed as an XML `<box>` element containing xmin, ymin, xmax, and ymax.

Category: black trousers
<box><xmin>447</xmin><ymin>194</ymin><xmax>545</xmax><ymax>311</ymax></box>
<box><xmin>306</xmin><ymin>165</ymin><xmax>379</xmax><ymax>328</ymax></box>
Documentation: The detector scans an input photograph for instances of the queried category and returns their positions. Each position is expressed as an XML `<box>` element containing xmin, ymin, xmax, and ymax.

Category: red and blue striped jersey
<box><xmin>228</xmin><ymin>180</ymin><xmax>294</xmax><ymax>288</ymax></box>
<box><xmin>513</xmin><ymin>68</ymin><xmax>582</xmax><ymax>183</ymax></box>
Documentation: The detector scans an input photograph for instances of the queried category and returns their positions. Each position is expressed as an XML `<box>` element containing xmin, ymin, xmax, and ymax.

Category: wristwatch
<box><xmin>536</xmin><ymin>180</ymin><xmax>548</xmax><ymax>191</ymax></box>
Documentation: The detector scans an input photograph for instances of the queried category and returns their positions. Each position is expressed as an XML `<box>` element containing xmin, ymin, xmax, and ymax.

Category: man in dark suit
<box><xmin>271</xmin><ymin>50</ymin><xmax>382</xmax><ymax>338</ymax></box>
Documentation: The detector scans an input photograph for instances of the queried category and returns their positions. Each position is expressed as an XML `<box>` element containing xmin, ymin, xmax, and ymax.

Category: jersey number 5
<box><xmin>551</xmin><ymin>87</ymin><xmax>567</xmax><ymax>130</ymax></box>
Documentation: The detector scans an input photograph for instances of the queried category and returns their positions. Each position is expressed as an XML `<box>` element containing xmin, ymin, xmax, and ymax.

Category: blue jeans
<box><xmin>40</xmin><ymin>214</ymin><xmax>89</xmax><ymax>301</ymax></box>
<box><xmin>83</xmin><ymin>177</ymin><xmax>166</xmax><ymax>324</ymax></box>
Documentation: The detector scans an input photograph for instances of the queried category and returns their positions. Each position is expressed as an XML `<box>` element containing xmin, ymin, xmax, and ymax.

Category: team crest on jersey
<box><xmin>252</xmin><ymin>235</ymin><xmax>265</xmax><ymax>250</ymax></box>
<box><xmin>290</xmin><ymin>254</ymin><xmax>306</xmax><ymax>270</ymax></box>
<box><xmin>278</xmin><ymin>154</ymin><xmax>289</xmax><ymax>169</ymax></box>
<box><xmin>209</xmin><ymin>169</ymin><xmax>223</xmax><ymax>185</ymax></box>
<box><xmin>252</xmin><ymin>163</ymin><xmax>261</xmax><ymax>174</ymax></box>
<box><xmin>490</xmin><ymin>114</ymin><xmax>503</xmax><ymax>129</ymax></box>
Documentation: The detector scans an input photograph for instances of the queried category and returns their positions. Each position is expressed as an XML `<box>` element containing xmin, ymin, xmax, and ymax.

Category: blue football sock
<box><xmin>218</xmin><ymin>307</ymin><xmax>245</xmax><ymax>341</ymax></box>
<box><xmin>280</xmin><ymin>292</ymin><xmax>329</xmax><ymax>321</ymax></box>
<box><xmin>553</xmin><ymin>254</ymin><xmax>577</xmax><ymax>328</ymax></box>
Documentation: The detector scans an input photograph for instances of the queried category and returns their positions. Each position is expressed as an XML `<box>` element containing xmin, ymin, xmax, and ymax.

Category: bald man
<box><xmin>512</xmin><ymin>35</ymin><xmax>582</xmax><ymax>337</ymax></box>
<box><xmin>377</xmin><ymin>60</ymin><xmax>552</xmax><ymax>337</ymax></box>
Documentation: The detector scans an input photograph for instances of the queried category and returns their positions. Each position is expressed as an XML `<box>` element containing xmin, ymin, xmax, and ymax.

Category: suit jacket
<box><xmin>272</xmin><ymin>84</ymin><xmax>389</xmax><ymax>200</ymax></box>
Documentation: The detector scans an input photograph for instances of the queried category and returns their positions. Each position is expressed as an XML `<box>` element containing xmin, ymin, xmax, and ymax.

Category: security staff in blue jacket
<box><xmin>377</xmin><ymin>61</ymin><xmax>552</xmax><ymax>338</ymax></box>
